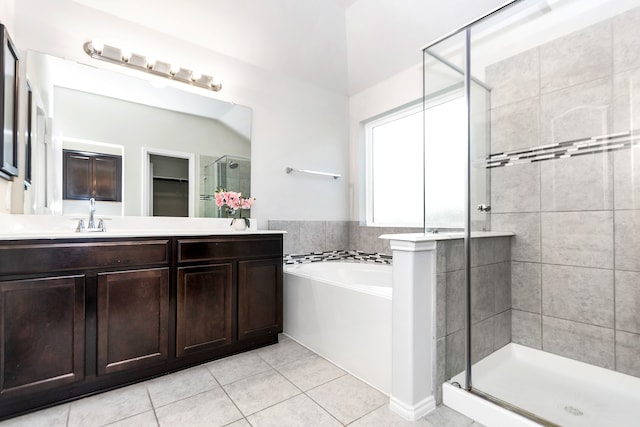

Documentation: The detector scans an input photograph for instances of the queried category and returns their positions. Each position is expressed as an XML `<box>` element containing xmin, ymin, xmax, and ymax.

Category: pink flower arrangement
<box><xmin>215</xmin><ymin>188</ymin><xmax>255</xmax><ymax>219</ymax></box>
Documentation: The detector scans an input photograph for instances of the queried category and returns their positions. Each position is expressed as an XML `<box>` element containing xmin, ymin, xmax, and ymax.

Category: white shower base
<box><xmin>444</xmin><ymin>343</ymin><xmax>640</xmax><ymax>427</ymax></box>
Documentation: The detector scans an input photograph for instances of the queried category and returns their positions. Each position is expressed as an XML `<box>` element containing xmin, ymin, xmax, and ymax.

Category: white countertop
<box><xmin>0</xmin><ymin>214</ymin><xmax>285</xmax><ymax>240</ymax></box>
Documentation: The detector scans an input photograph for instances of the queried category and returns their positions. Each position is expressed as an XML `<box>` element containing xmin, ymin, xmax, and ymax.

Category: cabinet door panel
<box><xmin>0</xmin><ymin>276</ymin><xmax>85</xmax><ymax>397</ymax></box>
<box><xmin>97</xmin><ymin>268</ymin><xmax>169</xmax><ymax>375</ymax></box>
<box><xmin>177</xmin><ymin>264</ymin><xmax>233</xmax><ymax>357</ymax></box>
<box><xmin>63</xmin><ymin>150</ymin><xmax>122</xmax><ymax>201</ymax></box>
<box><xmin>93</xmin><ymin>156</ymin><xmax>121</xmax><ymax>201</ymax></box>
<box><xmin>238</xmin><ymin>259</ymin><xmax>282</xmax><ymax>340</ymax></box>
<box><xmin>63</xmin><ymin>151</ymin><xmax>92</xmax><ymax>200</ymax></box>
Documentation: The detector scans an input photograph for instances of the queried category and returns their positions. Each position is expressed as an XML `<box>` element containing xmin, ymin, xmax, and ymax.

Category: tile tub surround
<box><xmin>486</xmin><ymin>5</ymin><xmax>640</xmax><ymax>379</ymax></box>
<box><xmin>268</xmin><ymin>220</ymin><xmax>423</xmax><ymax>256</ymax></box>
<box><xmin>284</xmin><ymin>250</ymin><xmax>393</xmax><ymax>265</ymax></box>
<box><xmin>0</xmin><ymin>335</ymin><xmax>483</xmax><ymax>427</ymax></box>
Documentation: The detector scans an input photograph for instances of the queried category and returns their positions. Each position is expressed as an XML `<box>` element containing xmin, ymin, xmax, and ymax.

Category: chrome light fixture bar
<box><xmin>83</xmin><ymin>40</ymin><xmax>222</xmax><ymax>92</ymax></box>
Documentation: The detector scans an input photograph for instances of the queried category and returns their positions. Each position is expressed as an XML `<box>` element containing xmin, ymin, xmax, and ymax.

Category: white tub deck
<box><xmin>445</xmin><ymin>343</ymin><xmax>640</xmax><ymax>427</ymax></box>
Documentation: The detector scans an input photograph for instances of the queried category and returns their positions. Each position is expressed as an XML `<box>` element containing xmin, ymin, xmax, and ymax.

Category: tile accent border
<box><xmin>484</xmin><ymin>129</ymin><xmax>639</xmax><ymax>168</ymax></box>
<box><xmin>284</xmin><ymin>250</ymin><xmax>393</xmax><ymax>265</ymax></box>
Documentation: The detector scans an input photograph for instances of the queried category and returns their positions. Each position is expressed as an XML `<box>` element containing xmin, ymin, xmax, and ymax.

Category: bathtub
<box><xmin>283</xmin><ymin>261</ymin><xmax>392</xmax><ymax>394</ymax></box>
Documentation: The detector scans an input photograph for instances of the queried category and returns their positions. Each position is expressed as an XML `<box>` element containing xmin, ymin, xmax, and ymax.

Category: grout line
<box><xmin>145</xmin><ymin>387</ymin><xmax>160</xmax><ymax>427</ymax></box>
<box><xmin>217</xmin><ymin>382</ymin><xmax>251</xmax><ymax>425</ymax></box>
<box><xmin>303</xmin><ymin>388</ymin><xmax>348</xmax><ymax>426</ymax></box>
<box><xmin>344</xmin><ymin>401</ymin><xmax>387</xmax><ymax>426</ymax></box>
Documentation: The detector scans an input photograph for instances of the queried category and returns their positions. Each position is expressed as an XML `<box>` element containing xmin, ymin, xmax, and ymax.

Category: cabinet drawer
<box><xmin>178</xmin><ymin>236</ymin><xmax>282</xmax><ymax>263</ymax></box>
<box><xmin>0</xmin><ymin>240</ymin><xmax>170</xmax><ymax>275</ymax></box>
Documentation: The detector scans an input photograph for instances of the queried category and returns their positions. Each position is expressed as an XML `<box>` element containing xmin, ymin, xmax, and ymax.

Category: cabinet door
<box><xmin>97</xmin><ymin>268</ymin><xmax>169</xmax><ymax>375</ymax></box>
<box><xmin>63</xmin><ymin>151</ymin><xmax>92</xmax><ymax>200</ymax></box>
<box><xmin>176</xmin><ymin>264</ymin><xmax>233</xmax><ymax>357</ymax></box>
<box><xmin>93</xmin><ymin>155</ymin><xmax>121</xmax><ymax>201</ymax></box>
<box><xmin>238</xmin><ymin>258</ymin><xmax>282</xmax><ymax>340</ymax></box>
<box><xmin>63</xmin><ymin>150</ymin><xmax>122</xmax><ymax>201</ymax></box>
<box><xmin>0</xmin><ymin>276</ymin><xmax>85</xmax><ymax>398</ymax></box>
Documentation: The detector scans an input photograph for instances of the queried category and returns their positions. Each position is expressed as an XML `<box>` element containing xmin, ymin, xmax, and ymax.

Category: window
<box><xmin>364</xmin><ymin>94</ymin><xmax>466</xmax><ymax>228</ymax></box>
<box><xmin>365</xmin><ymin>103</ymin><xmax>424</xmax><ymax>227</ymax></box>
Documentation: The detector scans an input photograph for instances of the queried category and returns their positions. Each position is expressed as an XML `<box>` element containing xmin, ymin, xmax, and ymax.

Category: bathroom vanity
<box><xmin>0</xmin><ymin>230</ymin><xmax>283</xmax><ymax>419</ymax></box>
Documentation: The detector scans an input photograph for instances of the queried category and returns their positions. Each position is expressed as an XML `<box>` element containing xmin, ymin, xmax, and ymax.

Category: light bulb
<box><xmin>121</xmin><ymin>48</ymin><xmax>132</xmax><ymax>62</ymax></box>
<box><xmin>192</xmin><ymin>70</ymin><xmax>202</xmax><ymax>81</ymax></box>
<box><xmin>91</xmin><ymin>39</ymin><xmax>104</xmax><ymax>54</ymax></box>
<box><xmin>170</xmin><ymin>63</ymin><xmax>181</xmax><ymax>75</ymax></box>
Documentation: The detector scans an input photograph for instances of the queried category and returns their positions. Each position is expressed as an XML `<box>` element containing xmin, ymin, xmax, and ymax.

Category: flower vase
<box><xmin>231</xmin><ymin>218</ymin><xmax>248</xmax><ymax>231</ymax></box>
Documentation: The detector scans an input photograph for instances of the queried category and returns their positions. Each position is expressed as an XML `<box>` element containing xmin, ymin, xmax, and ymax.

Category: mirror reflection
<box><xmin>24</xmin><ymin>50</ymin><xmax>252</xmax><ymax>217</ymax></box>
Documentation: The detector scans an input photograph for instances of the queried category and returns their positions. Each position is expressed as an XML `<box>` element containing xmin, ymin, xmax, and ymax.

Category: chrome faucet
<box><xmin>88</xmin><ymin>198</ymin><xmax>96</xmax><ymax>230</ymax></box>
<box><xmin>76</xmin><ymin>198</ymin><xmax>106</xmax><ymax>232</ymax></box>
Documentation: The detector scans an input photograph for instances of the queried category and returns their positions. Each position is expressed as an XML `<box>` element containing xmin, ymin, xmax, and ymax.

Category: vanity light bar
<box><xmin>83</xmin><ymin>40</ymin><xmax>222</xmax><ymax>92</ymax></box>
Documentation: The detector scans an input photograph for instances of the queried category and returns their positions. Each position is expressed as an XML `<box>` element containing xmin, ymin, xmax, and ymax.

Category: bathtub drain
<box><xmin>564</xmin><ymin>405</ymin><xmax>583</xmax><ymax>416</ymax></box>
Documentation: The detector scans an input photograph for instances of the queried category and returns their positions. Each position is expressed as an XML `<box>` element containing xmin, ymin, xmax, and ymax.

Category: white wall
<box><xmin>348</xmin><ymin>63</ymin><xmax>423</xmax><ymax>221</ymax></box>
<box><xmin>9</xmin><ymin>0</ymin><xmax>518</xmax><ymax>222</ymax></box>
<box><xmin>11</xmin><ymin>0</ymin><xmax>349</xmax><ymax>221</ymax></box>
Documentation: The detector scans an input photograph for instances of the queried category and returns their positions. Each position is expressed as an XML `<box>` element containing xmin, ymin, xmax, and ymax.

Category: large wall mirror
<box><xmin>25</xmin><ymin>50</ymin><xmax>252</xmax><ymax>218</ymax></box>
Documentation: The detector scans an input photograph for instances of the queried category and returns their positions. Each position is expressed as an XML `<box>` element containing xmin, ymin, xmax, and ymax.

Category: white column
<box><xmin>380</xmin><ymin>234</ymin><xmax>437</xmax><ymax>421</ymax></box>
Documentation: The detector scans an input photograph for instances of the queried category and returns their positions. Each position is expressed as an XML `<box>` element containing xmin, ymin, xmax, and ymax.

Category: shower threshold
<box><xmin>443</xmin><ymin>343</ymin><xmax>640</xmax><ymax>427</ymax></box>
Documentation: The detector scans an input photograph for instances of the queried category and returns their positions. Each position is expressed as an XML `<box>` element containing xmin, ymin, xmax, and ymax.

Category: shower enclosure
<box><xmin>201</xmin><ymin>155</ymin><xmax>251</xmax><ymax>218</ymax></box>
<box><xmin>424</xmin><ymin>0</ymin><xmax>640</xmax><ymax>425</ymax></box>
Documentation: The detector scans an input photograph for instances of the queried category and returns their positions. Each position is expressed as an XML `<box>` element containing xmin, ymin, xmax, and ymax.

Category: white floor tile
<box><xmin>277</xmin><ymin>354</ymin><xmax>346</xmax><ymax>391</ymax></box>
<box><xmin>223</xmin><ymin>369</ymin><xmax>301</xmax><ymax>416</ymax></box>
<box><xmin>105</xmin><ymin>411</ymin><xmax>158</xmax><ymax>427</ymax></box>
<box><xmin>248</xmin><ymin>394</ymin><xmax>341</xmax><ymax>427</ymax></box>
<box><xmin>68</xmin><ymin>383</ymin><xmax>152</xmax><ymax>427</ymax></box>
<box><xmin>0</xmin><ymin>404</ymin><xmax>69</xmax><ymax>427</ymax></box>
<box><xmin>147</xmin><ymin>365</ymin><xmax>219</xmax><ymax>407</ymax></box>
<box><xmin>307</xmin><ymin>374</ymin><xmax>387</xmax><ymax>424</ymax></box>
<box><xmin>207</xmin><ymin>351</ymin><xmax>272</xmax><ymax>385</ymax></box>
<box><xmin>255</xmin><ymin>337</ymin><xmax>314</xmax><ymax>368</ymax></box>
<box><xmin>155</xmin><ymin>388</ymin><xmax>242</xmax><ymax>427</ymax></box>
<box><xmin>225</xmin><ymin>419</ymin><xmax>251</xmax><ymax>427</ymax></box>
<box><xmin>349</xmin><ymin>404</ymin><xmax>434</xmax><ymax>426</ymax></box>
<box><xmin>422</xmin><ymin>406</ymin><xmax>475</xmax><ymax>427</ymax></box>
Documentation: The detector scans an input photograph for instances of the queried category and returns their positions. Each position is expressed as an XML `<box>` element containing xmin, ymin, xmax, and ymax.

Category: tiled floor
<box><xmin>0</xmin><ymin>335</ymin><xmax>483</xmax><ymax>427</ymax></box>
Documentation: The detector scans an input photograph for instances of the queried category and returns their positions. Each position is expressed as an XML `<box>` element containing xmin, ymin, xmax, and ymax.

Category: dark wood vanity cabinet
<box><xmin>0</xmin><ymin>233</ymin><xmax>283</xmax><ymax>420</ymax></box>
<box><xmin>175</xmin><ymin>235</ymin><xmax>283</xmax><ymax>356</ymax></box>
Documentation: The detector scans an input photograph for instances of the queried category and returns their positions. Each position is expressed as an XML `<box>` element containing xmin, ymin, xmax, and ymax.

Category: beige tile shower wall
<box><xmin>487</xmin><ymin>6</ymin><xmax>640</xmax><ymax>378</ymax></box>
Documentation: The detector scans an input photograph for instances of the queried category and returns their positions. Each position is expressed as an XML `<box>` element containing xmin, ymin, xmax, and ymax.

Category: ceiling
<box><xmin>68</xmin><ymin>0</ymin><xmax>507</xmax><ymax>96</ymax></box>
